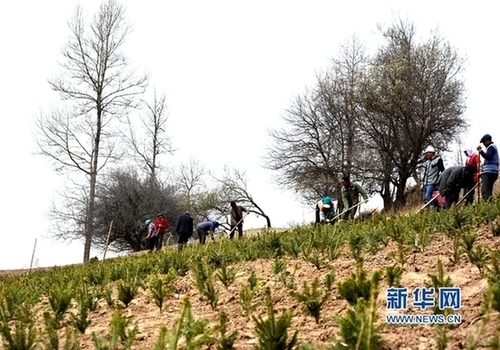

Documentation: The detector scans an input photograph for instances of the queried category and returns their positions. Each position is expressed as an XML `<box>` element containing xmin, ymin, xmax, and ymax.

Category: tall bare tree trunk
<box><xmin>35</xmin><ymin>1</ymin><xmax>148</xmax><ymax>263</ymax></box>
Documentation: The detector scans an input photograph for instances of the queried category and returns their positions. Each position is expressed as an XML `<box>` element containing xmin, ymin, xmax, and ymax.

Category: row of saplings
<box><xmin>3</xmin><ymin>253</ymin><xmax>500</xmax><ymax>349</ymax></box>
<box><xmin>2</xmin><ymin>200</ymin><xmax>500</xmax><ymax>349</ymax></box>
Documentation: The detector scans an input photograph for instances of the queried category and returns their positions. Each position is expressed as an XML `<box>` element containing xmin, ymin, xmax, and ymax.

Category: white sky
<box><xmin>0</xmin><ymin>1</ymin><xmax>498</xmax><ymax>269</ymax></box>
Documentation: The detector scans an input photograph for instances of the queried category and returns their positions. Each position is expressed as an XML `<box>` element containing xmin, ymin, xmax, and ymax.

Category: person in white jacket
<box><xmin>422</xmin><ymin>145</ymin><xmax>445</xmax><ymax>205</ymax></box>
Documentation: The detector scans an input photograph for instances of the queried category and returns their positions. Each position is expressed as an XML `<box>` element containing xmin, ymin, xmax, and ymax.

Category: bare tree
<box><xmin>175</xmin><ymin>158</ymin><xmax>207</xmax><ymax>215</ymax></box>
<box><xmin>93</xmin><ymin>168</ymin><xmax>183</xmax><ymax>252</ymax></box>
<box><xmin>265</xmin><ymin>37</ymin><xmax>371</xmax><ymax>208</ymax></box>
<box><xmin>127</xmin><ymin>89</ymin><xmax>173</xmax><ymax>181</ymax></box>
<box><xmin>265</xmin><ymin>89</ymin><xmax>336</xmax><ymax>202</ymax></box>
<box><xmin>266</xmin><ymin>21</ymin><xmax>466</xmax><ymax>211</ymax></box>
<box><xmin>172</xmin><ymin>159</ymin><xmax>226</xmax><ymax>226</ymax></box>
<box><xmin>265</xmin><ymin>89</ymin><xmax>337</xmax><ymax>203</ymax></box>
<box><xmin>451</xmin><ymin>139</ymin><xmax>465</xmax><ymax>167</ymax></box>
<box><xmin>315</xmin><ymin>37</ymin><xmax>375</xmax><ymax>209</ymax></box>
<box><xmin>214</xmin><ymin>166</ymin><xmax>272</xmax><ymax>228</ymax></box>
<box><xmin>45</xmin><ymin>179</ymin><xmax>88</xmax><ymax>243</ymax></box>
<box><xmin>171</xmin><ymin>161</ymin><xmax>270</xmax><ymax>229</ymax></box>
<box><xmin>35</xmin><ymin>0</ymin><xmax>148</xmax><ymax>262</ymax></box>
<box><xmin>360</xmin><ymin>19</ymin><xmax>467</xmax><ymax>209</ymax></box>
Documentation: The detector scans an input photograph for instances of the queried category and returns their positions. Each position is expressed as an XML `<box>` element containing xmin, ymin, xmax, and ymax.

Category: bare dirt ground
<box><xmin>13</xmin><ymin>223</ymin><xmax>492</xmax><ymax>350</ymax></box>
<box><xmin>3</xmin><ymin>184</ymin><xmax>500</xmax><ymax>349</ymax></box>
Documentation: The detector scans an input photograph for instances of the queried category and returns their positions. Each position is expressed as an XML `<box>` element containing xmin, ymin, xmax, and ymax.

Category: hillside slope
<box><xmin>2</xmin><ymin>196</ymin><xmax>500</xmax><ymax>349</ymax></box>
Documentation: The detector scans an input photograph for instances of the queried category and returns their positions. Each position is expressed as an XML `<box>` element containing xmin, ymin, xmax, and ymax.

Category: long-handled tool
<box><xmin>456</xmin><ymin>182</ymin><xmax>480</xmax><ymax>206</ymax></box>
<box><xmin>330</xmin><ymin>201</ymin><xmax>365</xmax><ymax>222</ymax></box>
<box><xmin>227</xmin><ymin>212</ymin><xmax>248</xmax><ymax>238</ymax></box>
<box><xmin>416</xmin><ymin>192</ymin><xmax>441</xmax><ymax>214</ymax></box>
<box><xmin>477</xmin><ymin>178</ymin><xmax>481</xmax><ymax>202</ymax></box>
<box><xmin>414</xmin><ymin>193</ymin><xmax>441</xmax><ymax>248</ymax></box>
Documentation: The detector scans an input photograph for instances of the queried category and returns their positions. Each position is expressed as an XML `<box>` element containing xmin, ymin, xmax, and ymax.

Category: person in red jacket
<box><xmin>463</xmin><ymin>148</ymin><xmax>480</xmax><ymax>204</ymax></box>
<box><xmin>154</xmin><ymin>213</ymin><xmax>169</xmax><ymax>250</ymax></box>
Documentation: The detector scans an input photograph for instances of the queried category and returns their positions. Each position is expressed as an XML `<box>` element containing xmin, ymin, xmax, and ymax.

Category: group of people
<box><xmin>315</xmin><ymin>133</ymin><xmax>499</xmax><ymax>223</ymax></box>
<box><xmin>144</xmin><ymin>213</ymin><xmax>169</xmax><ymax>251</ymax></box>
<box><xmin>315</xmin><ymin>175</ymin><xmax>369</xmax><ymax>224</ymax></box>
<box><xmin>423</xmin><ymin>133</ymin><xmax>499</xmax><ymax>209</ymax></box>
<box><xmin>143</xmin><ymin>200</ymin><xmax>250</xmax><ymax>251</ymax></box>
<box><xmin>145</xmin><ymin>135</ymin><xmax>498</xmax><ymax>239</ymax></box>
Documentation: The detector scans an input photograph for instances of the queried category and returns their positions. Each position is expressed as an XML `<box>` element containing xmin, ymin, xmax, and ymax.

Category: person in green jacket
<box><xmin>340</xmin><ymin>175</ymin><xmax>369</xmax><ymax>220</ymax></box>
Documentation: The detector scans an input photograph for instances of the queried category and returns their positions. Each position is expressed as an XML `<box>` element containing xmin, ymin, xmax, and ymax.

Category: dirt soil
<box><xmin>1</xmin><ymin>226</ymin><xmax>499</xmax><ymax>350</ymax></box>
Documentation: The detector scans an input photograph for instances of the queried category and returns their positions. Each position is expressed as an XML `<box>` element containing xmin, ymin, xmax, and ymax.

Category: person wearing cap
<box><xmin>422</xmin><ymin>145</ymin><xmax>445</xmax><ymax>206</ymax></box>
<box><xmin>463</xmin><ymin>148</ymin><xmax>480</xmax><ymax>205</ymax></box>
<box><xmin>477</xmin><ymin>134</ymin><xmax>499</xmax><ymax>201</ymax></box>
<box><xmin>144</xmin><ymin>219</ymin><xmax>158</xmax><ymax>251</ymax></box>
<box><xmin>438</xmin><ymin>165</ymin><xmax>476</xmax><ymax>209</ymax></box>
<box><xmin>154</xmin><ymin>213</ymin><xmax>169</xmax><ymax>250</ymax></box>
<box><xmin>340</xmin><ymin>175</ymin><xmax>368</xmax><ymax>220</ymax></box>
<box><xmin>315</xmin><ymin>195</ymin><xmax>335</xmax><ymax>224</ymax></box>
<box><xmin>196</xmin><ymin>220</ymin><xmax>219</xmax><ymax>244</ymax></box>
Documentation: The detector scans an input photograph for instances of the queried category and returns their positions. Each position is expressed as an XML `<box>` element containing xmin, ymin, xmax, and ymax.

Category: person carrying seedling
<box><xmin>315</xmin><ymin>195</ymin><xmax>335</xmax><ymax>224</ymax></box>
<box><xmin>196</xmin><ymin>220</ymin><xmax>220</xmax><ymax>244</ymax></box>
<box><xmin>438</xmin><ymin>165</ymin><xmax>476</xmax><ymax>209</ymax></box>
<box><xmin>340</xmin><ymin>175</ymin><xmax>369</xmax><ymax>220</ymax></box>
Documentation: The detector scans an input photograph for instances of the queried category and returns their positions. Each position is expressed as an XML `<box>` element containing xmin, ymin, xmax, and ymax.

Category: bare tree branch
<box><xmin>34</xmin><ymin>0</ymin><xmax>148</xmax><ymax>262</ymax></box>
<box><xmin>214</xmin><ymin>166</ymin><xmax>272</xmax><ymax>228</ymax></box>
<box><xmin>126</xmin><ymin>88</ymin><xmax>174</xmax><ymax>181</ymax></box>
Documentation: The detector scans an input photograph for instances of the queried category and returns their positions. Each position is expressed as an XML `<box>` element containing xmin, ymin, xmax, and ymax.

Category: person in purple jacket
<box><xmin>196</xmin><ymin>220</ymin><xmax>220</xmax><ymax>244</ymax></box>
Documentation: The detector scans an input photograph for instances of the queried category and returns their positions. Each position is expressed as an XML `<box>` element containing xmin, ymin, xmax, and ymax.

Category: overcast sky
<box><xmin>0</xmin><ymin>1</ymin><xmax>498</xmax><ymax>269</ymax></box>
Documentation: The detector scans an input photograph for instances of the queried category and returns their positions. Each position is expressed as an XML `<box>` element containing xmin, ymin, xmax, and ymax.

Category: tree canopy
<box><xmin>266</xmin><ymin>20</ymin><xmax>467</xmax><ymax>210</ymax></box>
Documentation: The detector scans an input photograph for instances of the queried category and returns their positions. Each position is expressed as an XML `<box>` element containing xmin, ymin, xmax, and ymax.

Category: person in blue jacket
<box><xmin>196</xmin><ymin>220</ymin><xmax>219</xmax><ymax>244</ymax></box>
<box><xmin>477</xmin><ymin>134</ymin><xmax>499</xmax><ymax>201</ymax></box>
